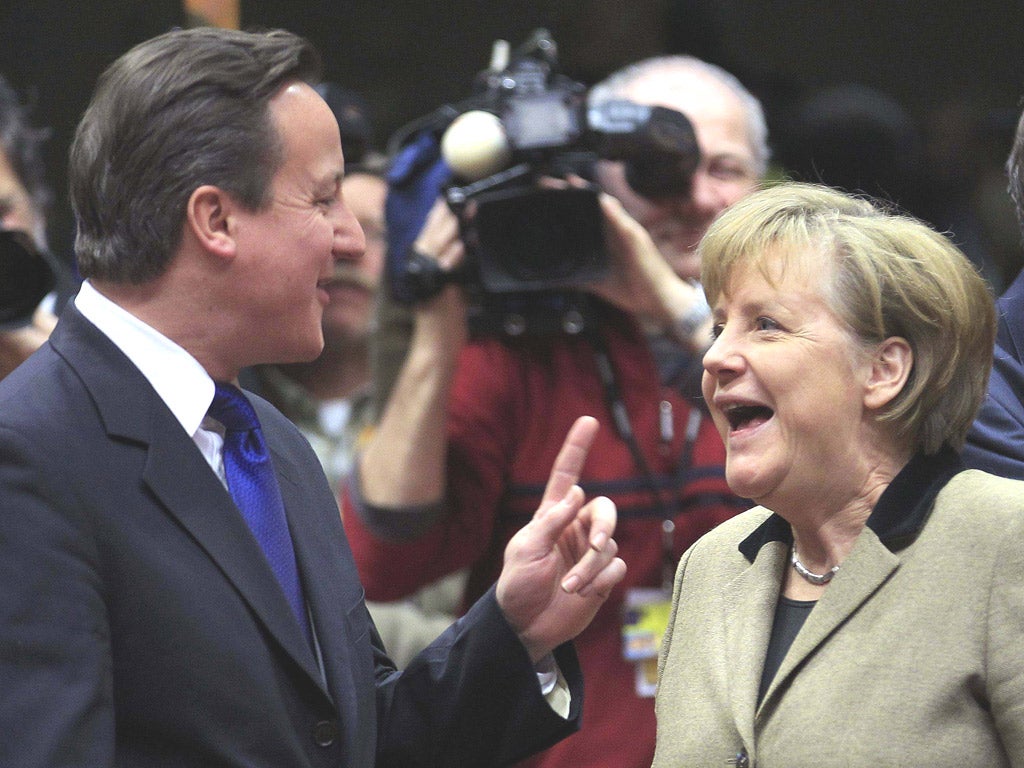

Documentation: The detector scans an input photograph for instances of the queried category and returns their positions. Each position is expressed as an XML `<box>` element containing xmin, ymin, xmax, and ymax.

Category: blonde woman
<box><xmin>653</xmin><ymin>182</ymin><xmax>1023</xmax><ymax>767</ymax></box>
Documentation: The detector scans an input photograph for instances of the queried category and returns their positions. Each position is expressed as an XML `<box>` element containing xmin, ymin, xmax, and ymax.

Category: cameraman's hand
<box><xmin>413</xmin><ymin>198</ymin><xmax>466</xmax><ymax>276</ymax></box>
<box><xmin>410</xmin><ymin>199</ymin><xmax>469</xmax><ymax>351</ymax></box>
<box><xmin>592</xmin><ymin>192</ymin><xmax>713</xmax><ymax>353</ymax></box>
<box><xmin>496</xmin><ymin>415</ymin><xmax>626</xmax><ymax>663</ymax></box>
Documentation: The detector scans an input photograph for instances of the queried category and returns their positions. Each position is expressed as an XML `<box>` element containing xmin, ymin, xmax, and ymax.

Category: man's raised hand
<box><xmin>496</xmin><ymin>416</ymin><xmax>627</xmax><ymax>662</ymax></box>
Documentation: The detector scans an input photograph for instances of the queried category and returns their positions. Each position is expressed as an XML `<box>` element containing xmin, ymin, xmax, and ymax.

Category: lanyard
<box><xmin>589</xmin><ymin>328</ymin><xmax>701</xmax><ymax>593</ymax></box>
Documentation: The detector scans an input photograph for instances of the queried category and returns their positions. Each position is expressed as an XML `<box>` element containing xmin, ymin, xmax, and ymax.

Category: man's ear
<box><xmin>186</xmin><ymin>185</ymin><xmax>236</xmax><ymax>260</ymax></box>
<box><xmin>864</xmin><ymin>336</ymin><xmax>913</xmax><ymax>411</ymax></box>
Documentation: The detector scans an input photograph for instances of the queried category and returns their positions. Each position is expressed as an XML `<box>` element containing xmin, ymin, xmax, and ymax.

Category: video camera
<box><xmin>388</xmin><ymin>29</ymin><xmax>700</xmax><ymax>335</ymax></box>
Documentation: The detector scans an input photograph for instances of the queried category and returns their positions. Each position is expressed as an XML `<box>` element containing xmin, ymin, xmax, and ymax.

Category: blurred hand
<box><xmin>409</xmin><ymin>198</ymin><xmax>470</xmax><ymax>352</ymax></box>
<box><xmin>538</xmin><ymin>176</ymin><xmax>698</xmax><ymax>328</ymax></box>
<box><xmin>412</xmin><ymin>198</ymin><xmax>466</xmax><ymax>273</ymax></box>
<box><xmin>590</xmin><ymin>192</ymin><xmax>688</xmax><ymax>319</ymax></box>
<box><xmin>590</xmin><ymin>192</ymin><xmax>713</xmax><ymax>351</ymax></box>
<box><xmin>496</xmin><ymin>415</ymin><xmax>627</xmax><ymax>662</ymax></box>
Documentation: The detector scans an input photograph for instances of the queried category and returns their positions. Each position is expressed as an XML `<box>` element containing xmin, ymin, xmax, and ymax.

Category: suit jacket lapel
<box><xmin>52</xmin><ymin>306</ymin><xmax>326</xmax><ymax>691</ymax></box>
<box><xmin>271</xmin><ymin>438</ymin><xmax>372</xmax><ymax>765</ymax></box>
<box><xmin>271</xmin><ymin>441</ymin><xmax>362</xmax><ymax>688</ymax></box>
<box><xmin>143</xmin><ymin>432</ymin><xmax>327</xmax><ymax>689</ymax></box>
<box><xmin>759</xmin><ymin>527</ymin><xmax>899</xmax><ymax>709</ymax></box>
<box><xmin>723</xmin><ymin>539</ymin><xmax>786</xmax><ymax>745</ymax></box>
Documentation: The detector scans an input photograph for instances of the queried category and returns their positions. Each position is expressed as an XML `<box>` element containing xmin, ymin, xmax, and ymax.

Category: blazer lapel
<box><xmin>723</xmin><ymin>540</ymin><xmax>787</xmax><ymax>746</ymax></box>
<box><xmin>759</xmin><ymin>527</ymin><xmax>899</xmax><ymax>709</ymax></box>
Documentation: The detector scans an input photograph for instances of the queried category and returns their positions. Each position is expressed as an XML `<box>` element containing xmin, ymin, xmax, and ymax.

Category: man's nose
<box><xmin>333</xmin><ymin>204</ymin><xmax>366</xmax><ymax>262</ymax></box>
<box><xmin>682</xmin><ymin>170</ymin><xmax>727</xmax><ymax>216</ymax></box>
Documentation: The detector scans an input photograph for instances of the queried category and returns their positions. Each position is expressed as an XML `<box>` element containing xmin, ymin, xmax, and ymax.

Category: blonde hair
<box><xmin>699</xmin><ymin>182</ymin><xmax>996</xmax><ymax>454</ymax></box>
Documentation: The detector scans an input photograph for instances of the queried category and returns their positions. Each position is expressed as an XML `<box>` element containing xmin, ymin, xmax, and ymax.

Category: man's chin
<box><xmin>282</xmin><ymin>329</ymin><xmax>326</xmax><ymax>365</ymax></box>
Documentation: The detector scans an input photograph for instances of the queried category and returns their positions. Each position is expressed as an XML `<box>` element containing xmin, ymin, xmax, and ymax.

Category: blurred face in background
<box><xmin>320</xmin><ymin>171</ymin><xmax>386</xmax><ymax>346</ymax></box>
<box><xmin>0</xmin><ymin>146</ymin><xmax>46</xmax><ymax>250</ymax></box>
<box><xmin>596</xmin><ymin>67</ymin><xmax>760</xmax><ymax>282</ymax></box>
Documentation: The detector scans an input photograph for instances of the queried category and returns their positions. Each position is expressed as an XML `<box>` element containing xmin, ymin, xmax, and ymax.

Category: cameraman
<box><xmin>344</xmin><ymin>56</ymin><xmax>768</xmax><ymax>768</ymax></box>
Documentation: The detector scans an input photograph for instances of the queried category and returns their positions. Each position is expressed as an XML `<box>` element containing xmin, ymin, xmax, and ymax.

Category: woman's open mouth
<box><xmin>724</xmin><ymin>404</ymin><xmax>774</xmax><ymax>433</ymax></box>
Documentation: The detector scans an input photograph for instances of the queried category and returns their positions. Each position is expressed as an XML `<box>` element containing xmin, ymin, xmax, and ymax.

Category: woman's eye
<box><xmin>756</xmin><ymin>317</ymin><xmax>780</xmax><ymax>332</ymax></box>
<box><xmin>710</xmin><ymin>322</ymin><xmax>724</xmax><ymax>340</ymax></box>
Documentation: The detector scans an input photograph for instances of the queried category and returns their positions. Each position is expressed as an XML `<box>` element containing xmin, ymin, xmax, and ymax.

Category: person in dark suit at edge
<box><xmin>964</xmin><ymin>105</ymin><xmax>1024</xmax><ymax>478</ymax></box>
<box><xmin>0</xmin><ymin>26</ymin><xmax>625</xmax><ymax>768</ymax></box>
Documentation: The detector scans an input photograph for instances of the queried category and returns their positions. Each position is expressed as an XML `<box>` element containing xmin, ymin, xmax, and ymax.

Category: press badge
<box><xmin>622</xmin><ymin>587</ymin><xmax>672</xmax><ymax>697</ymax></box>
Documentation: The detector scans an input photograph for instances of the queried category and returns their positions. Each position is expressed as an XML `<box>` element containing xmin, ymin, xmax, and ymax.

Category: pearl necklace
<box><xmin>790</xmin><ymin>546</ymin><xmax>839</xmax><ymax>585</ymax></box>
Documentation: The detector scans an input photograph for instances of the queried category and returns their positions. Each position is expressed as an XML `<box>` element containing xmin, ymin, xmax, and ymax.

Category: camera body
<box><xmin>391</xmin><ymin>30</ymin><xmax>700</xmax><ymax>335</ymax></box>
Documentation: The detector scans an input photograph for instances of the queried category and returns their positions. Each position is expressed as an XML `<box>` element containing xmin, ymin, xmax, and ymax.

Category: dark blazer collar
<box><xmin>738</xmin><ymin>446</ymin><xmax>965</xmax><ymax>563</ymax></box>
<box><xmin>49</xmin><ymin>301</ymin><xmax>159</xmax><ymax>443</ymax></box>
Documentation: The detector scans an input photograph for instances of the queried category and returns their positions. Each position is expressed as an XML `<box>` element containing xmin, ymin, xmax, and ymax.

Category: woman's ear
<box><xmin>186</xmin><ymin>185</ymin><xmax>236</xmax><ymax>260</ymax></box>
<box><xmin>864</xmin><ymin>336</ymin><xmax>913</xmax><ymax>411</ymax></box>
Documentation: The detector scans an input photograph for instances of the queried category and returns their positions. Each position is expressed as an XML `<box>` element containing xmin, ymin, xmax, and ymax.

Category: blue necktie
<box><xmin>208</xmin><ymin>382</ymin><xmax>312</xmax><ymax>647</ymax></box>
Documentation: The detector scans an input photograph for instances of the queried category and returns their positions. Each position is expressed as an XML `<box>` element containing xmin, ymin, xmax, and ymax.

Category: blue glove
<box><xmin>384</xmin><ymin>131</ymin><xmax>453</xmax><ymax>303</ymax></box>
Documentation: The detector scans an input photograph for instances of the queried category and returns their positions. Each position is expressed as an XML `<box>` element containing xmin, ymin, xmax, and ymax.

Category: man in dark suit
<box><xmin>0</xmin><ymin>27</ymin><xmax>626</xmax><ymax>767</ymax></box>
<box><xmin>964</xmin><ymin>104</ymin><xmax>1024</xmax><ymax>478</ymax></box>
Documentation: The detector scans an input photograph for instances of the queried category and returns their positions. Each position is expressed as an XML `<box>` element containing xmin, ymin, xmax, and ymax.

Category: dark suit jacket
<box><xmin>0</xmin><ymin>304</ymin><xmax>581</xmax><ymax>768</ymax></box>
<box><xmin>964</xmin><ymin>267</ymin><xmax>1024</xmax><ymax>479</ymax></box>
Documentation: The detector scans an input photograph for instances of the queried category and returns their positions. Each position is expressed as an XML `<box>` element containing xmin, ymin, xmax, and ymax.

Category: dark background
<box><xmin>2</xmin><ymin>0</ymin><xmax>1023</xmax><ymax>285</ymax></box>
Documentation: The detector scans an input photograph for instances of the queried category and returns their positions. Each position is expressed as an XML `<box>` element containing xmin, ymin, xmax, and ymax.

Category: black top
<box><xmin>757</xmin><ymin>597</ymin><xmax>816</xmax><ymax>705</ymax></box>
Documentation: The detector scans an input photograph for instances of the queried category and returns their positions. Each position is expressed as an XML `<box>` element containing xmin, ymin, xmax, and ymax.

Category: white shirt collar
<box><xmin>74</xmin><ymin>280</ymin><xmax>215</xmax><ymax>437</ymax></box>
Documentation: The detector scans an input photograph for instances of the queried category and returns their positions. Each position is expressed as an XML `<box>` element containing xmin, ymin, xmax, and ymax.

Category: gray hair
<box><xmin>588</xmin><ymin>55</ymin><xmax>770</xmax><ymax>177</ymax></box>
<box><xmin>70</xmin><ymin>27</ymin><xmax>321</xmax><ymax>283</ymax></box>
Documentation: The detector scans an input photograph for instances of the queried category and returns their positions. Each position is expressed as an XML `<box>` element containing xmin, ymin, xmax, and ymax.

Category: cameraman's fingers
<box><xmin>598</xmin><ymin>191</ymin><xmax>645</xmax><ymax>240</ymax></box>
<box><xmin>413</xmin><ymin>199</ymin><xmax>461</xmax><ymax>262</ymax></box>
<box><xmin>435</xmin><ymin>238</ymin><xmax>465</xmax><ymax>271</ymax></box>
<box><xmin>536</xmin><ymin>174</ymin><xmax>592</xmax><ymax>191</ymax></box>
<box><xmin>564</xmin><ymin>173</ymin><xmax>593</xmax><ymax>190</ymax></box>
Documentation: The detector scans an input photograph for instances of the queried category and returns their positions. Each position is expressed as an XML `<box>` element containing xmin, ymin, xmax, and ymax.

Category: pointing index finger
<box><xmin>539</xmin><ymin>416</ymin><xmax>599</xmax><ymax>513</ymax></box>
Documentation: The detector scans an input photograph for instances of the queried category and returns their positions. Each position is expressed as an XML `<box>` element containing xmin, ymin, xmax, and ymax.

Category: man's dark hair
<box><xmin>1008</xmin><ymin>107</ymin><xmax>1024</xmax><ymax>236</ymax></box>
<box><xmin>70</xmin><ymin>27</ymin><xmax>322</xmax><ymax>283</ymax></box>
<box><xmin>0</xmin><ymin>75</ymin><xmax>52</xmax><ymax>221</ymax></box>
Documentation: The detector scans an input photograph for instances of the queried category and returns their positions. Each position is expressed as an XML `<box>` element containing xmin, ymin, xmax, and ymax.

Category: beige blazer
<box><xmin>652</xmin><ymin>468</ymin><xmax>1024</xmax><ymax>767</ymax></box>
